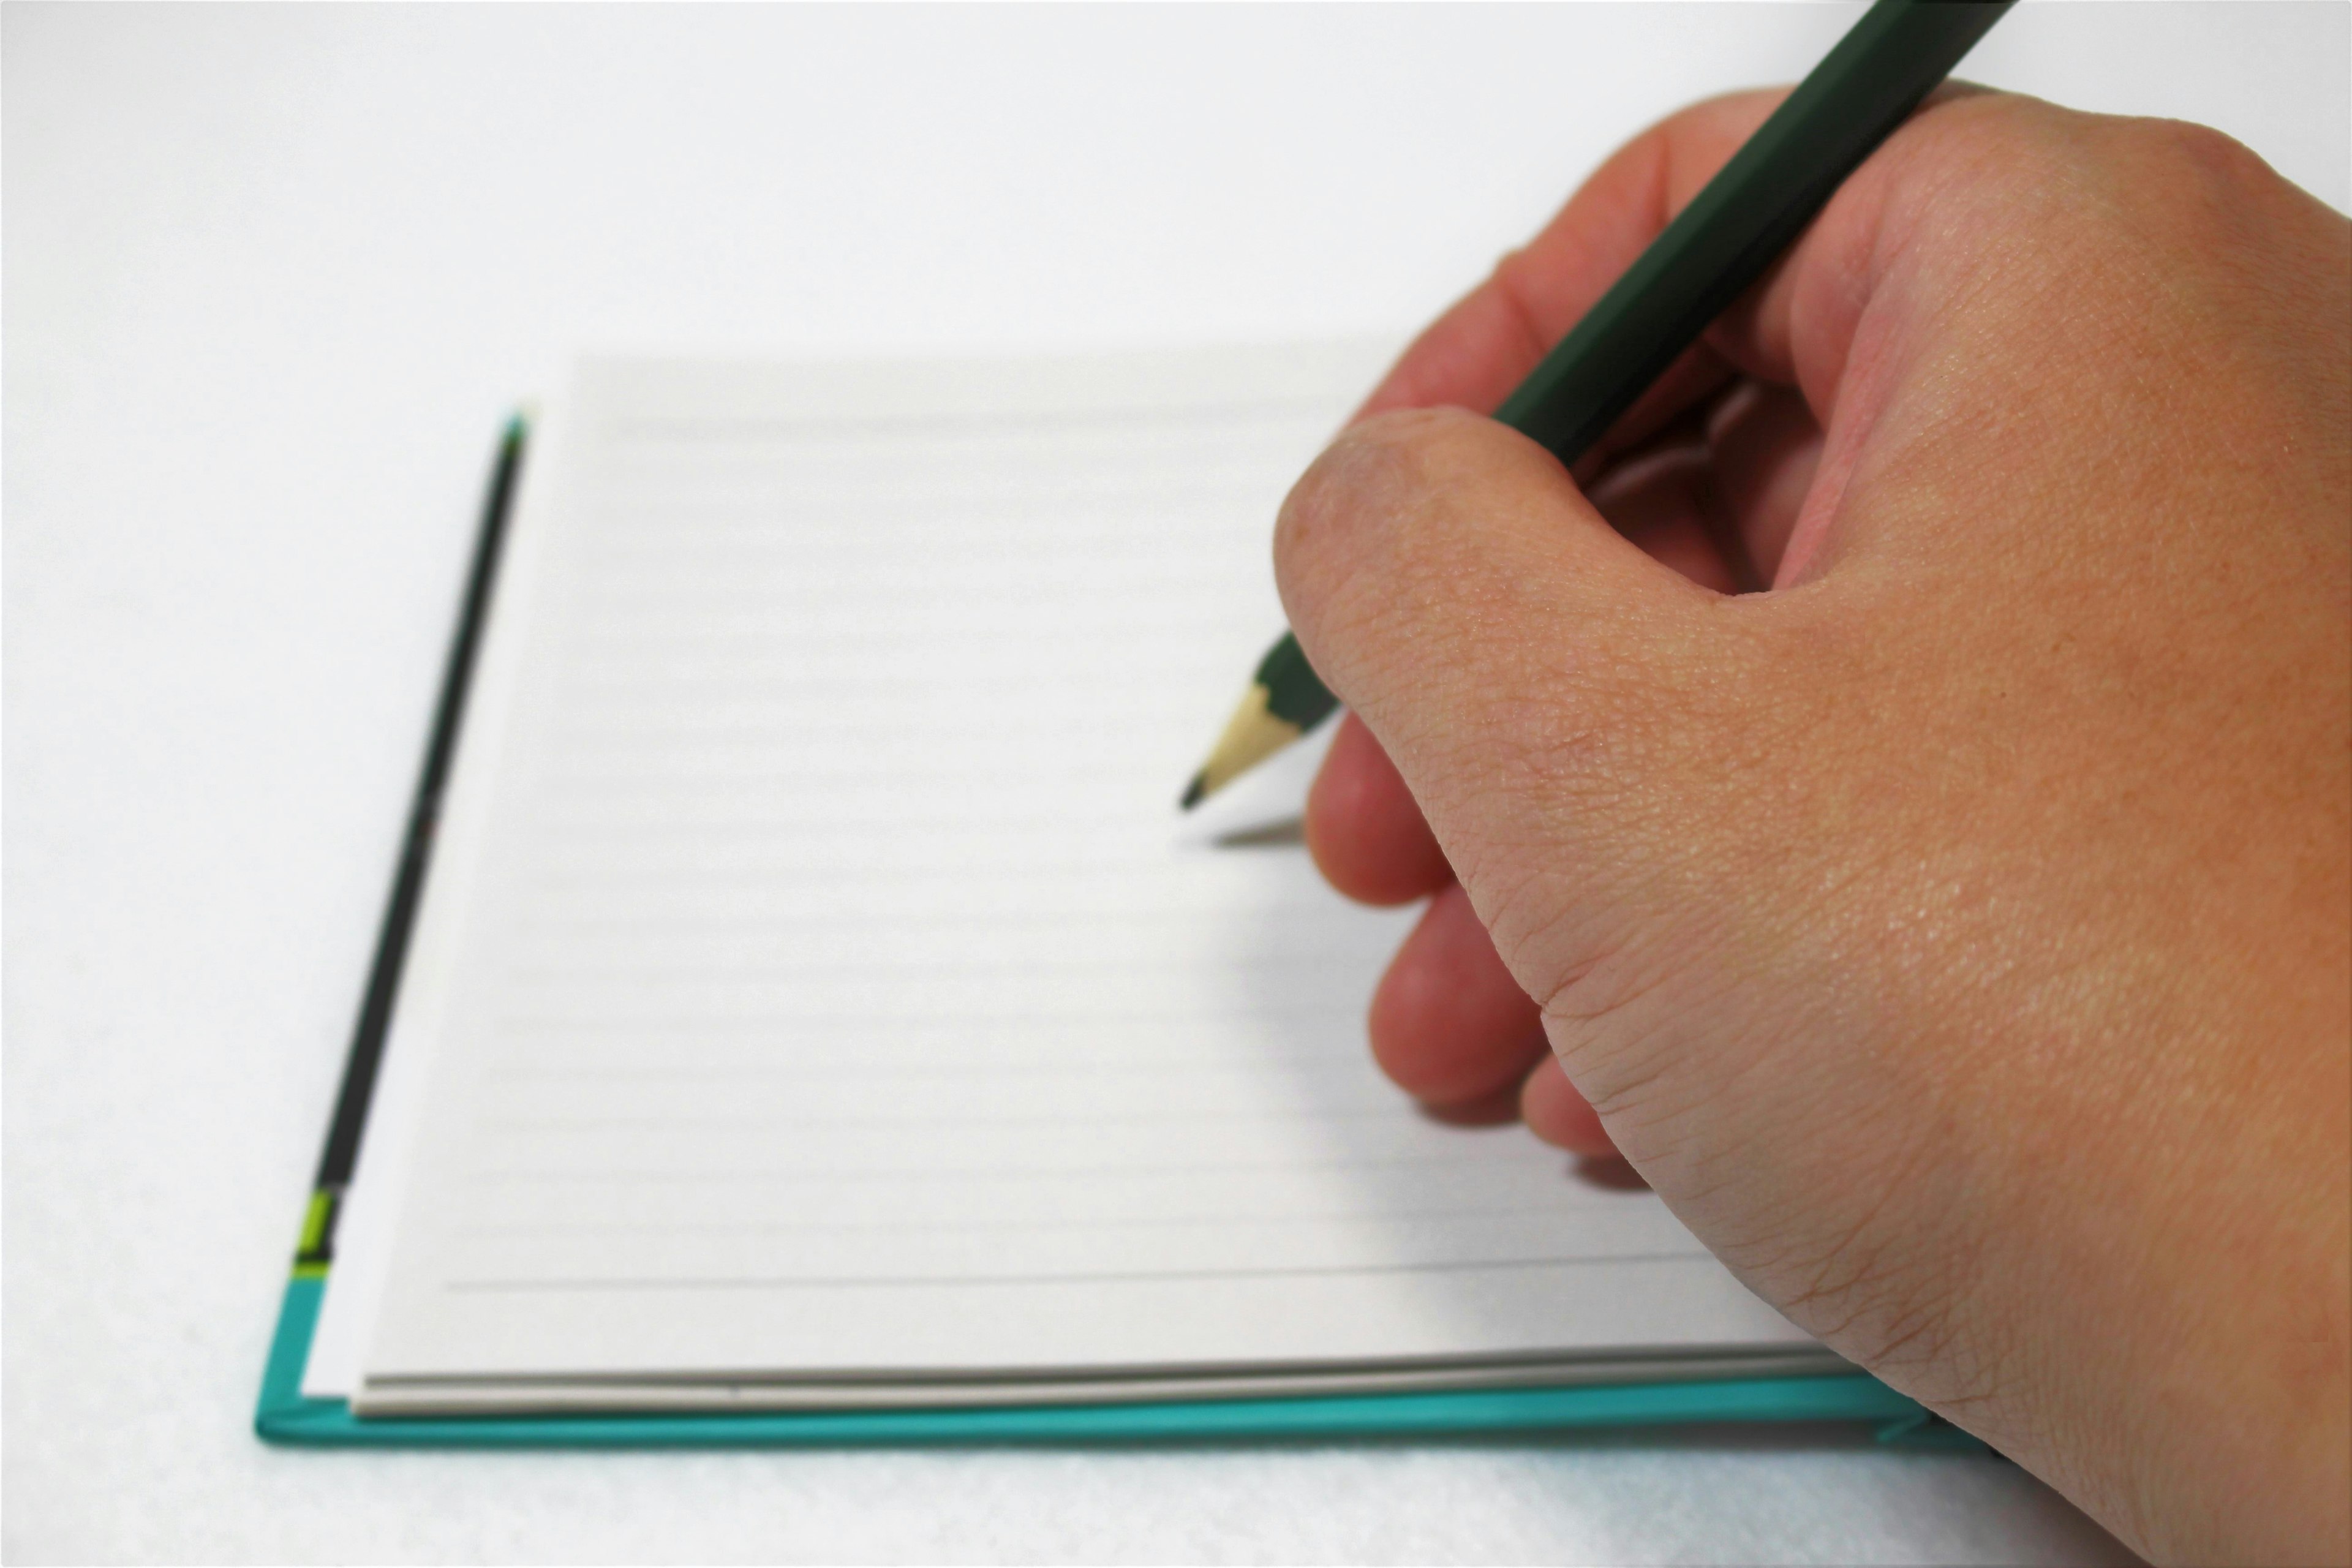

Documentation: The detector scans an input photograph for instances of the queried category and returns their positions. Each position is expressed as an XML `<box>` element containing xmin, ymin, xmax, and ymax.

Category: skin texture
<box><xmin>1275</xmin><ymin>89</ymin><xmax>2350</xmax><ymax>1566</ymax></box>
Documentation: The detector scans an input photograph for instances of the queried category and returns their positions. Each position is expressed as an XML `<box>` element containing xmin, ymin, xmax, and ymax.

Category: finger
<box><xmin>1353</xmin><ymin>90</ymin><xmax>1790</xmax><ymax>467</ymax></box>
<box><xmin>1302</xmin><ymin>432</ymin><xmax>1741</xmax><ymax>919</ymax></box>
<box><xmin>1298</xmin><ymin>446</ymin><xmax>1733</xmax><ymax>914</ymax></box>
<box><xmin>1305</xmin><ymin>420</ymin><xmax>1752</xmax><ymax>918</ymax></box>
<box><xmin>1698</xmin><ymin>87</ymin><xmax>2050</xmax><ymax>584</ymax></box>
<box><xmin>1702</xmin><ymin>379</ymin><xmax>1821</xmax><ymax>588</ymax></box>
<box><xmin>1711</xmin><ymin>81</ymin><xmax>1998</xmax><ymax>399</ymax></box>
<box><xmin>1348</xmin><ymin>84</ymin><xmax>2040</xmax><ymax>593</ymax></box>
<box><xmin>1519</xmin><ymin>1055</ymin><xmax>1625</xmax><ymax>1161</ymax></box>
<box><xmin>1368</xmin><ymin>883</ymin><xmax>1549</xmax><ymax>1107</ymax></box>
<box><xmin>1276</xmin><ymin>406</ymin><xmax>1746</xmax><ymax>1009</ymax></box>
<box><xmin>1305</xmin><ymin>714</ymin><xmax>1452</xmax><ymax>907</ymax></box>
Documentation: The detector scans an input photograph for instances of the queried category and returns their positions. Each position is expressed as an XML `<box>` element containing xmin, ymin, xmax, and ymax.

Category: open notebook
<box><xmin>258</xmin><ymin>344</ymin><xmax>1929</xmax><ymax>1443</ymax></box>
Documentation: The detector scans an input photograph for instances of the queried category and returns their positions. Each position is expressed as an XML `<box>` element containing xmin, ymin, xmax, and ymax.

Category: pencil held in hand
<box><xmin>1180</xmin><ymin>633</ymin><xmax>1338</xmax><ymax>809</ymax></box>
<box><xmin>1177</xmin><ymin>0</ymin><xmax>2013</xmax><ymax>809</ymax></box>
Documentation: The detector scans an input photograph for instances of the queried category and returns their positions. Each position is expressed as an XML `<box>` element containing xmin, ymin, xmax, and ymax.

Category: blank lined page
<box><xmin>354</xmin><ymin>347</ymin><xmax>1812</xmax><ymax>1401</ymax></box>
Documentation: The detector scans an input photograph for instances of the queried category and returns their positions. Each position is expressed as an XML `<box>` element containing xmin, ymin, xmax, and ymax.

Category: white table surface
<box><xmin>7</xmin><ymin>5</ymin><xmax>2343</xmax><ymax>1562</ymax></box>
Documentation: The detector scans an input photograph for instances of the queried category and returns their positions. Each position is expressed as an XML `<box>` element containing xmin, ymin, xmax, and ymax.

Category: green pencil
<box><xmin>1182</xmin><ymin>0</ymin><xmax>2014</xmax><ymax>810</ymax></box>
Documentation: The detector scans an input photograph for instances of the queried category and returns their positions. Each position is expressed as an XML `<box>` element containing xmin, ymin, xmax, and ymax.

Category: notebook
<box><xmin>257</xmin><ymin>343</ymin><xmax>1943</xmax><ymax>1445</ymax></box>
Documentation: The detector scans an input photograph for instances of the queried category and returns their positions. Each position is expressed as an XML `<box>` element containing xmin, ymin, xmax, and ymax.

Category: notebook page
<box><xmin>356</xmin><ymin>347</ymin><xmax>1814</xmax><ymax>1396</ymax></box>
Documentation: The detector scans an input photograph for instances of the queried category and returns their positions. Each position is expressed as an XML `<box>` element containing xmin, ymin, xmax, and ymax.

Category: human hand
<box><xmin>1280</xmin><ymin>89</ymin><xmax>2349</xmax><ymax>1564</ymax></box>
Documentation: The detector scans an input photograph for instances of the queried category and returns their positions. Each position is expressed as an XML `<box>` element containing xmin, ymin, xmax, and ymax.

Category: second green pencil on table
<box><xmin>1179</xmin><ymin>0</ymin><xmax>2013</xmax><ymax>810</ymax></box>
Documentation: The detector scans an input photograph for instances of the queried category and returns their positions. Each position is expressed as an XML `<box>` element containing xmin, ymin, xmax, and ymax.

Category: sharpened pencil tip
<box><xmin>1179</xmin><ymin>774</ymin><xmax>1207</xmax><ymax>812</ymax></box>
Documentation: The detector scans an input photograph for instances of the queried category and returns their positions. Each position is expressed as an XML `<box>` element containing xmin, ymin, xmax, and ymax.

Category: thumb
<box><xmin>1273</xmin><ymin>406</ymin><xmax>1763</xmax><ymax>1008</ymax></box>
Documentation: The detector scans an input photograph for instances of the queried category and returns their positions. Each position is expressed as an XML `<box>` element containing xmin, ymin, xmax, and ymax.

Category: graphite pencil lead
<box><xmin>1180</xmin><ymin>679</ymin><xmax>1308</xmax><ymax>811</ymax></box>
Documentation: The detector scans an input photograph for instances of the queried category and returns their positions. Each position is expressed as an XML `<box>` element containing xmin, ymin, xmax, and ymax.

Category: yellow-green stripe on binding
<box><xmin>294</xmin><ymin>1188</ymin><xmax>339</xmax><ymax>1278</ymax></box>
<box><xmin>298</xmin><ymin>1191</ymin><xmax>333</xmax><ymax>1256</ymax></box>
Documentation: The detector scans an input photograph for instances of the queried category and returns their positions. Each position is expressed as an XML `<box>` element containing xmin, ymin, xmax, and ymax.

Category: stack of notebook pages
<box><xmin>290</xmin><ymin>344</ymin><xmax>1853</xmax><ymax>1422</ymax></box>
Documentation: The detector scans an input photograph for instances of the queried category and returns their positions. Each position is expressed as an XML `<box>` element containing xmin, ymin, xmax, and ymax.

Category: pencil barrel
<box><xmin>1201</xmin><ymin>0</ymin><xmax>2013</xmax><ymax>797</ymax></box>
<box><xmin>1254</xmin><ymin>633</ymin><xmax>1341</xmax><ymax>733</ymax></box>
<box><xmin>1493</xmin><ymin>0</ymin><xmax>2014</xmax><ymax>462</ymax></box>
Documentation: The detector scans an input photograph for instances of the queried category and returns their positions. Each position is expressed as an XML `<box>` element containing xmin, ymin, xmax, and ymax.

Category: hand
<box><xmin>1279</xmin><ymin>89</ymin><xmax>2349</xmax><ymax>1565</ymax></box>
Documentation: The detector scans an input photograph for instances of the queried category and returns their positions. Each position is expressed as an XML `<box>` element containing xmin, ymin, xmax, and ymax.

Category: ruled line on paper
<box><xmin>451</xmin><ymin>1202</ymin><xmax>1566</xmax><ymax>1238</ymax></box>
<box><xmin>496</xmin><ymin>957</ymin><xmax>1371</xmax><ymax>986</ymax></box>
<box><xmin>444</xmin><ymin>1254</ymin><xmax>1708</xmax><ymax>1294</ymax></box>
<box><xmin>485</xmin><ymin>1006</ymin><xmax>1363</xmax><ymax>1031</ymax></box>
<box><xmin>515</xmin><ymin>907</ymin><xmax>1335</xmax><ymax>933</ymax></box>
<box><xmin>469</xmin><ymin>1150</ymin><xmax>1536</xmax><ymax>1183</ymax></box>
<box><xmin>470</xmin><ymin>1106</ymin><xmax>1417</xmax><ymax>1133</ymax></box>
<box><xmin>598</xmin><ymin>395</ymin><xmax>1339</xmax><ymax>440</ymax></box>
<box><xmin>510</xmin><ymin>869</ymin><xmax>1295</xmax><ymax>891</ymax></box>
<box><xmin>475</xmin><ymin>1062</ymin><xmax>1373</xmax><ymax>1090</ymax></box>
<box><xmin>569</xmin><ymin>493</ymin><xmax>1300</xmax><ymax>537</ymax></box>
<box><xmin>344</xmin><ymin>349</ymin><xmax>1814</xmax><ymax>1392</ymax></box>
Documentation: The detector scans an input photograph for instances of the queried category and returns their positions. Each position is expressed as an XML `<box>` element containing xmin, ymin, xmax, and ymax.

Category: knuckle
<box><xmin>2115</xmin><ymin>114</ymin><xmax>2269</xmax><ymax>190</ymax></box>
<box><xmin>1926</xmin><ymin>91</ymin><xmax>2084</xmax><ymax>174</ymax></box>
<box><xmin>1860</xmin><ymin>94</ymin><xmax>2138</xmax><ymax>264</ymax></box>
<box><xmin>1273</xmin><ymin>407</ymin><xmax>1493</xmax><ymax>627</ymax></box>
<box><xmin>1896</xmin><ymin>98</ymin><xmax>2279</xmax><ymax>258</ymax></box>
<box><xmin>1879</xmin><ymin>93</ymin><xmax>2091</xmax><ymax>233</ymax></box>
<box><xmin>2102</xmin><ymin>116</ymin><xmax>2282</xmax><ymax>249</ymax></box>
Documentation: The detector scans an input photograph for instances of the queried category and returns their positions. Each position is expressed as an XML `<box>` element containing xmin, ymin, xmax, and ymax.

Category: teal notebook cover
<box><xmin>256</xmin><ymin>417</ymin><xmax>1968</xmax><ymax>1452</ymax></box>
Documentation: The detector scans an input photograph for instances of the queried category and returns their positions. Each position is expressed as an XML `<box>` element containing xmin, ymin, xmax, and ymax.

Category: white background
<box><xmin>6</xmin><ymin>4</ymin><xmax>2344</xmax><ymax>1562</ymax></box>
